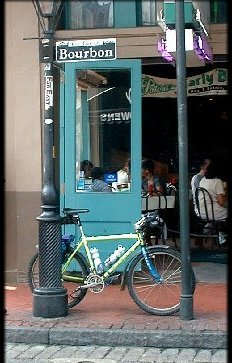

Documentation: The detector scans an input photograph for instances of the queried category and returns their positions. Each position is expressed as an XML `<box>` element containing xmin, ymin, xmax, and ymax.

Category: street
<box><xmin>5</xmin><ymin>343</ymin><xmax>227</xmax><ymax>362</ymax></box>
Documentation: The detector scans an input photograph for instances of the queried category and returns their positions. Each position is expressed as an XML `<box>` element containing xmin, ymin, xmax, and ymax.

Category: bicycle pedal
<box><xmin>70</xmin><ymin>288</ymin><xmax>81</xmax><ymax>299</ymax></box>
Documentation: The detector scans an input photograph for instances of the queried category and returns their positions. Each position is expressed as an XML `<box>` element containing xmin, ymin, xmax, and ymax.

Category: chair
<box><xmin>141</xmin><ymin>194</ymin><xmax>175</xmax><ymax>246</ymax></box>
<box><xmin>194</xmin><ymin>187</ymin><xmax>227</xmax><ymax>249</ymax></box>
<box><xmin>141</xmin><ymin>194</ymin><xmax>175</xmax><ymax>212</ymax></box>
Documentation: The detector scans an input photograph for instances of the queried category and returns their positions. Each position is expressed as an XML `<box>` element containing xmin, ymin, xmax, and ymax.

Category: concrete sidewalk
<box><xmin>5</xmin><ymin>262</ymin><xmax>228</xmax><ymax>349</ymax></box>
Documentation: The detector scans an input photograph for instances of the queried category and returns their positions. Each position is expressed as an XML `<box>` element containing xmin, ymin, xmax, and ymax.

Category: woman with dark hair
<box><xmin>141</xmin><ymin>159</ymin><xmax>167</xmax><ymax>196</ymax></box>
<box><xmin>199</xmin><ymin>161</ymin><xmax>228</xmax><ymax>245</ymax></box>
<box><xmin>199</xmin><ymin>162</ymin><xmax>227</xmax><ymax>220</ymax></box>
<box><xmin>80</xmin><ymin>160</ymin><xmax>94</xmax><ymax>178</ymax></box>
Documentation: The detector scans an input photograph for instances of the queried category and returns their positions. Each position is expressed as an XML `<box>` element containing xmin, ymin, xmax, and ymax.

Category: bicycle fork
<box><xmin>141</xmin><ymin>246</ymin><xmax>163</xmax><ymax>283</ymax></box>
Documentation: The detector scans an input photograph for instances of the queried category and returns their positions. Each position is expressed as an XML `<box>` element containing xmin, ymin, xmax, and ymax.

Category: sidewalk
<box><xmin>5</xmin><ymin>262</ymin><xmax>227</xmax><ymax>349</ymax></box>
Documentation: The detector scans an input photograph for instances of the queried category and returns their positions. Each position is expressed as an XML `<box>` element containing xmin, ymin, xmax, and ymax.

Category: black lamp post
<box><xmin>175</xmin><ymin>0</ymin><xmax>193</xmax><ymax>320</ymax></box>
<box><xmin>32</xmin><ymin>0</ymin><xmax>68</xmax><ymax>318</ymax></box>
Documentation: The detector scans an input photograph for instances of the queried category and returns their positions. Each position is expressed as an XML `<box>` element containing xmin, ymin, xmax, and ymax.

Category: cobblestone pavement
<box><xmin>5</xmin><ymin>343</ymin><xmax>228</xmax><ymax>363</ymax></box>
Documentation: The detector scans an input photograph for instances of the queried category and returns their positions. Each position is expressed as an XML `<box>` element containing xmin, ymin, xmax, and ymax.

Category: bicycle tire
<box><xmin>28</xmin><ymin>252</ymin><xmax>39</xmax><ymax>293</ymax></box>
<box><xmin>27</xmin><ymin>250</ymin><xmax>89</xmax><ymax>308</ymax></box>
<box><xmin>127</xmin><ymin>247</ymin><xmax>196</xmax><ymax>316</ymax></box>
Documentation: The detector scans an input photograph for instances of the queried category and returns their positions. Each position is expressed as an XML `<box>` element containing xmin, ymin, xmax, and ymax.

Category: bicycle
<box><xmin>28</xmin><ymin>208</ymin><xmax>196</xmax><ymax>316</ymax></box>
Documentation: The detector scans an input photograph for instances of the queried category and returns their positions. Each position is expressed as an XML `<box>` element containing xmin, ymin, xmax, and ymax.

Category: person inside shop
<box><xmin>117</xmin><ymin>158</ymin><xmax>131</xmax><ymax>183</ymax></box>
<box><xmin>141</xmin><ymin>158</ymin><xmax>167</xmax><ymax>196</ymax></box>
<box><xmin>80</xmin><ymin>159</ymin><xmax>94</xmax><ymax>178</ymax></box>
<box><xmin>197</xmin><ymin>160</ymin><xmax>228</xmax><ymax>246</ymax></box>
<box><xmin>112</xmin><ymin>158</ymin><xmax>131</xmax><ymax>191</ymax></box>
<box><xmin>191</xmin><ymin>158</ymin><xmax>212</xmax><ymax>215</ymax></box>
<box><xmin>90</xmin><ymin>167</ymin><xmax>112</xmax><ymax>192</ymax></box>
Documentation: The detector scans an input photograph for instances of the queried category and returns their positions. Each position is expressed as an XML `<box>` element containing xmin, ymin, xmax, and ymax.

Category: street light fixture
<box><xmin>32</xmin><ymin>0</ymin><xmax>68</xmax><ymax>318</ymax></box>
<box><xmin>32</xmin><ymin>1</ymin><xmax>63</xmax><ymax>35</ymax></box>
<box><xmin>35</xmin><ymin>0</ymin><xmax>61</xmax><ymax>17</ymax></box>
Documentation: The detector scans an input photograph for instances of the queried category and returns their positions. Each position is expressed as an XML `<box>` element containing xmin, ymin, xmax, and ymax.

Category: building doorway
<box><xmin>142</xmin><ymin>63</ymin><xmax>228</xmax><ymax>181</ymax></box>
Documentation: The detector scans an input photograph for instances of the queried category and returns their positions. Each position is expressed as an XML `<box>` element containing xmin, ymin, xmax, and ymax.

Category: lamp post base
<box><xmin>34</xmin><ymin>207</ymin><xmax>68</xmax><ymax>318</ymax></box>
<box><xmin>33</xmin><ymin>287</ymin><xmax>68</xmax><ymax>318</ymax></box>
<box><xmin>180</xmin><ymin>295</ymin><xmax>194</xmax><ymax>320</ymax></box>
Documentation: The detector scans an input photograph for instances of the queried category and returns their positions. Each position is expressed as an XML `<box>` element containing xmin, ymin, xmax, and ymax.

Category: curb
<box><xmin>5</xmin><ymin>326</ymin><xmax>227</xmax><ymax>349</ymax></box>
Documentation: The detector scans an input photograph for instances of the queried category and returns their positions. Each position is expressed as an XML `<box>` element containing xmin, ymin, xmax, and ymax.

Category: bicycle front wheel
<box><xmin>127</xmin><ymin>247</ymin><xmax>195</xmax><ymax>316</ymax></box>
<box><xmin>28</xmin><ymin>251</ymin><xmax>89</xmax><ymax>308</ymax></box>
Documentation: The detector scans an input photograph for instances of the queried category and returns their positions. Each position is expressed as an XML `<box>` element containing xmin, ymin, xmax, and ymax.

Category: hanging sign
<box><xmin>56</xmin><ymin>38</ymin><xmax>116</xmax><ymax>62</ymax></box>
<box><xmin>142</xmin><ymin>68</ymin><xmax>228</xmax><ymax>98</ymax></box>
<box><xmin>187</xmin><ymin>68</ymin><xmax>227</xmax><ymax>96</ymax></box>
<box><xmin>44</xmin><ymin>76</ymin><xmax>53</xmax><ymax>110</ymax></box>
<box><xmin>142</xmin><ymin>74</ymin><xmax>176</xmax><ymax>98</ymax></box>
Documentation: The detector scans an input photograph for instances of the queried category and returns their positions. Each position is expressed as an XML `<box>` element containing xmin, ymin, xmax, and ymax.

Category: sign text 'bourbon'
<box><xmin>56</xmin><ymin>38</ymin><xmax>116</xmax><ymax>63</ymax></box>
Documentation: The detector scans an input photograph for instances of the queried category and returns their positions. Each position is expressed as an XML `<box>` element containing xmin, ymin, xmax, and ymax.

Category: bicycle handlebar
<box><xmin>134</xmin><ymin>216</ymin><xmax>147</xmax><ymax>231</ymax></box>
<box><xmin>62</xmin><ymin>208</ymin><xmax>161</xmax><ymax>232</ymax></box>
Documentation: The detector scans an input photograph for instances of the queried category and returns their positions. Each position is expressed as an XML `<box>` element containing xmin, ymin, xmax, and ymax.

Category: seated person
<box><xmin>198</xmin><ymin>161</ymin><xmax>228</xmax><ymax>245</ymax></box>
<box><xmin>90</xmin><ymin>167</ymin><xmax>112</xmax><ymax>193</ymax></box>
<box><xmin>80</xmin><ymin>160</ymin><xmax>94</xmax><ymax>178</ymax></box>
<box><xmin>191</xmin><ymin>158</ymin><xmax>211</xmax><ymax>215</ymax></box>
<box><xmin>141</xmin><ymin>159</ymin><xmax>167</xmax><ymax>196</ymax></box>
<box><xmin>117</xmin><ymin>159</ymin><xmax>130</xmax><ymax>183</ymax></box>
<box><xmin>112</xmin><ymin>159</ymin><xmax>131</xmax><ymax>191</ymax></box>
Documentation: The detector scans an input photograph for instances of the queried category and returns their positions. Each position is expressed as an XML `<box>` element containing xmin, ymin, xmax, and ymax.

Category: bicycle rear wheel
<box><xmin>28</xmin><ymin>252</ymin><xmax>39</xmax><ymax>292</ymax></box>
<box><xmin>62</xmin><ymin>251</ymin><xmax>89</xmax><ymax>308</ymax></box>
<box><xmin>28</xmin><ymin>251</ymin><xmax>89</xmax><ymax>308</ymax></box>
<box><xmin>127</xmin><ymin>247</ymin><xmax>195</xmax><ymax>316</ymax></box>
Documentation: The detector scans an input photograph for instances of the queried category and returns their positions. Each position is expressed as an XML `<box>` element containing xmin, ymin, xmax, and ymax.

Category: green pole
<box><xmin>175</xmin><ymin>0</ymin><xmax>194</xmax><ymax>320</ymax></box>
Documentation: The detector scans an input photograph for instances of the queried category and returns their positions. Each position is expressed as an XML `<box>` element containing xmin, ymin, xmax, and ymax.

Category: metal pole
<box><xmin>175</xmin><ymin>0</ymin><xmax>194</xmax><ymax>320</ymax></box>
<box><xmin>33</xmin><ymin>28</ymin><xmax>68</xmax><ymax>318</ymax></box>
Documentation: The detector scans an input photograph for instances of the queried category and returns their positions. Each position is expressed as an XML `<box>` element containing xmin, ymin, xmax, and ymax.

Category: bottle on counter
<box><xmin>77</xmin><ymin>171</ymin><xmax>85</xmax><ymax>190</ymax></box>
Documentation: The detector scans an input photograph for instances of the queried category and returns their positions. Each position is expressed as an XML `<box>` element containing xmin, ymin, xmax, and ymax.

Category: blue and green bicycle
<box><xmin>28</xmin><ymin>208</ymin><xmax>196</xmax><ymax>316</ymax></box>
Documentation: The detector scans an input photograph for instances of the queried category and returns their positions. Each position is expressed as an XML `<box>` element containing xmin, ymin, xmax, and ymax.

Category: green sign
<box><xmin>142</xmin><ymin>69</ymin><xmax>228</xmax><ymax>98</ymax></box>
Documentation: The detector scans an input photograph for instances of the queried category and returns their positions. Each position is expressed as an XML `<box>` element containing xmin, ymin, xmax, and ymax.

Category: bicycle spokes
<box><xmin>127</xmin><ymin>247</ymin><xmax>192</xmax><ymax>316</ymax></box>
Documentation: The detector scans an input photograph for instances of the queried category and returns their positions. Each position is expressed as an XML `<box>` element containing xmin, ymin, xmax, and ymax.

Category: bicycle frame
<box><xmin>62</xmin><ymin>209</ymin><xmax>163</xmax><ymax>283</ymax></box>
<box><xmin>62</xmin><ymin>223</ymin><xmax>143</xmax><ymax>282</ymax></box>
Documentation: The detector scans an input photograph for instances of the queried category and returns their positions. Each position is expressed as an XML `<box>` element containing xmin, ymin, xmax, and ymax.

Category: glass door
<box><xmin>61</xmin><ymin>60</ymin><xmax>141</xmax><ymax>259</ymax></box>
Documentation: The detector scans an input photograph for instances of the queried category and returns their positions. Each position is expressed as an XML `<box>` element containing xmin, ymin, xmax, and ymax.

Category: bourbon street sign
<box><xmin>56</xmin><ymin>38</ymin><xmax>116</xmax><ymax>63</ymax></box>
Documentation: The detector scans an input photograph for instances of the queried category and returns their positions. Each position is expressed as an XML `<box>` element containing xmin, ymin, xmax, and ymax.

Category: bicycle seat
<box><xmin>63</xmin><ymin>208</ymin><xmax>89</xmax><ymax>215</ymax></box>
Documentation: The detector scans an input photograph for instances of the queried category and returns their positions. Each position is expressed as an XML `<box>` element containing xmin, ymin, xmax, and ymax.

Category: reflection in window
<box><xmin>66</xmin><ymin>0</ymin><xmax>113</xmax><ymax>29</ymax></box>
<box><xmin>75</xmin><ymin>69</ymin><xmax>131</xmax><ymax>193</ymax></box>
<box><xmin>139</xmin><ymin>0</ymin><xmax>156</xmax><ymax>26</ymax></box>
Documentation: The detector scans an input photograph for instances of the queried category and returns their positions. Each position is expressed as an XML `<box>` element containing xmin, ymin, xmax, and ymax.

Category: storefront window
<box><xmin>65</xmin><ymin>0</ymin><xmax>113</xmax><ymax>29</ymax></box>
<box><xmin>75</xmin><ymin>69</ymin><xmax>131</xmax><ymax>193</ymax></box>
<box><xmin>210</xmin><ymin>0</ymin><xmax>227</xmax><ymax>23</ymax></box>
<box><xmin>59</xmin><ymin>0</ymin><xmax>158</xmax><ymax>30</ymax></box>
<box><xmin>137</xmin><ymin>0</ymin><xmax>156</xmax><ymax>26</ymax></box>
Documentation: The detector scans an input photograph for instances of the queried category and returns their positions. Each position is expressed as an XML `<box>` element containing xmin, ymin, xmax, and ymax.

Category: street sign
<box><xmin>56</xmin><ymin>38</ymin><xmax>116</xmax><ymax>63</ymax></box>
